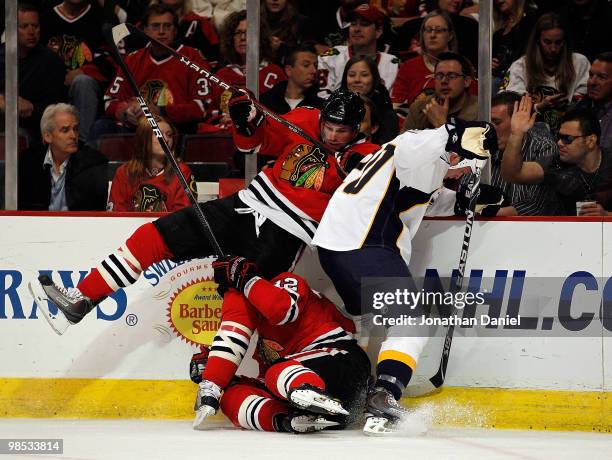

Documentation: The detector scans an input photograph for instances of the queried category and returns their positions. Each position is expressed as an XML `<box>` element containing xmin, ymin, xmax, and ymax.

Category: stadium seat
<box><xmin>181</xmin><ymin>134</ymin><xmax>236</xmax><ymax>169</ymax></box>
<box><xmin>187</xmin><ymin>161</ymin><xmax>231</xmax><ymax>182</ymax></box>
<box><xmin>96</xmin><ymin>133</ymin><xmax>136</xmax><ymax>161</ymax></box>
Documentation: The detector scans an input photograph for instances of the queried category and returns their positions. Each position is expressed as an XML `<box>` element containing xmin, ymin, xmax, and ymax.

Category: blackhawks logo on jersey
<box><xmin>47</xmin><ymin>34</ymin><xmax>93</xmax><ymax>70</ymax></box>
<box><xmin>258</xmin><ymin>336</ymin><xmax>284</xmax><ymax>366</ymax></box>
<box><xmin>134</xmin><ymin>183</ymin><xmax>168</xmax><ymax>212</ymax></box>
<box><xmin>280</xmin><ymin>144</ymin><xmax>329</xmax><ymax>190</ymax></box>
<box><xmin>140</xmin><ymin>80</ymin><xmax>174</xmax><ymax>107</ymax></box>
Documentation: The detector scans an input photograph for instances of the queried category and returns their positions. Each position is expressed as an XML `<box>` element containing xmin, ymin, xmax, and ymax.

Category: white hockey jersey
<box><xmin>312</xmin><ymin>126</ymin><xmax>452</xmax><ymax>264</ymax></box>
<box><xmin>317</xmin><ymin>45</ymin><xmax>399</xmax><ymax>98</ymax></box>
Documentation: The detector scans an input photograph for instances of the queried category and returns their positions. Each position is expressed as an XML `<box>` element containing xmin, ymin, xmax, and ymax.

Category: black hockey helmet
<box><xmin>320</xmin><ymin>88</ymin><xmax>365</xmax><ymax>132</ymax></box>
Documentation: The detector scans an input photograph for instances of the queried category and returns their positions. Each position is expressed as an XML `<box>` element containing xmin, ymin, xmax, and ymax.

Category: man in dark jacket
<box><xmin>260</xmin><ymin>44</ymin><xmax>325</xmax><ymax>115</ymax></box>
<box><xmin>18</xmin><ymin>103</ymin><xmax>108</xmax><ymax>211</ymax></box>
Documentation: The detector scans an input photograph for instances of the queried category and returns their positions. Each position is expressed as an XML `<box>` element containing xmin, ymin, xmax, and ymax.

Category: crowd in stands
<box><xmin>1</xmin><ymin>0</ymin><xmax>610</xmax><ymax>216</ymax></box>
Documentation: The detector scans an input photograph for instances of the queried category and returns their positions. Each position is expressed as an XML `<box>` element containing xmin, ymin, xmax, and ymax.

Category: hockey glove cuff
<box><xmin>228</xmin><ymin>91</ymin><xmax>264</xmax><ymax>137</ymax></box>
<box><xmin>212</xmin><ymin>255</ymin><xmax>259</xmax><ymax>297</ymax></box>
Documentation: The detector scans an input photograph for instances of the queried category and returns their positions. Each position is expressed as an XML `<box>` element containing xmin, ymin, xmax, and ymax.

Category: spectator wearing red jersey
<box><xmin>108</xmin><ymin>115</ymin><xmax>196</xmax><ymax>212</ymax></box>
<box><xmin>91</xmin><ymin>4</ymin><xmax>211</xmax><ymax>142</ymax></box>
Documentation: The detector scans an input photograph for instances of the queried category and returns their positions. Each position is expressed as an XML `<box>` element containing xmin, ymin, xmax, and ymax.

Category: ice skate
<box><xmin>287</xmin><ymin>383</ymin><xmax>349</xmax><ymax>416</ymax></box>
<box><xmin>193</xmin><ymin>380</ymin><xmax>221</xmax><ymax>430</ymax></box>
<box><xmin>28</xmin><ymin>275</ymin><xmax>96</xmax><ymax>335</ymax></box>
<box><xmin>363</xmin><ymin>386</ymin><xmax>409</xmax><ymax>436</ymax></box>
<box><xmin>279</xmin><ymin>413</ymin><xmax>340</xmax><ymax>433</ymax></box>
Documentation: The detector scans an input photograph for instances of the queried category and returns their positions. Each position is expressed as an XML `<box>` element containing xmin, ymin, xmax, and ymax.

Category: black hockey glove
<box><xmin>445</xmin><ymin>120</ymin><xmax>498</xmax><ymax>161</ymax></box>
<box><xmin>338</xmin><ymin>150</ymin><xmax>364</xmax><ymax>174</ymax></box>
<box><xmin>189</xmin><ymin>345</ymin><xmax>210</xmax><ymax>384</ymax></box>
<box><xmin>455</xmin><ymin>182</ymin><xmax>508</xmax><ymax>217</ymax></box>
<box><xmin>212</xmin><ymin>255</ymin><xmax>258</xmax><ymax>297</ymax></box>
<box><xmin>228</xmin><ymin>91</ymin><xmax>264</xmax><ymax>137</ymax></box>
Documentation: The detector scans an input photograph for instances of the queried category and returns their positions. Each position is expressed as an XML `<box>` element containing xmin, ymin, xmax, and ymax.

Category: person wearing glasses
<box><xmin>92</xmin><ymin>4</ymin><xmax>212</xmax><ymax>142</ymax></box>
<box><xmin>107</xmin><ymin>115</ymin><xmax>196</xmax><ymax>212</ymax></box>
<box><xmin>501</xmin><ymin>95</ymin><xmax>611</xmax><ymax>216</ymax></box>
<box><xmin>401</xmin><ymin>52</ymin><xmax>477</xmax><ymax>131</ymax></box>
<box><xmin>391</xmin><ymin>10</ymin><xmax>458</xmax><ymax>109</ymax></box>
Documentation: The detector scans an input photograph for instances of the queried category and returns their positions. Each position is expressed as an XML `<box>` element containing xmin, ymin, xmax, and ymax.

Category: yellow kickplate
<box><xmin>0</xmin><ymin>378</ymin><xmax>609</xmax><ymax>432</ymax></box>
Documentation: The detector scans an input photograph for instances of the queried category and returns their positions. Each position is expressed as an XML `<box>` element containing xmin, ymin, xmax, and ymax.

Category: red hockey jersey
<box><xmin>104</xmin><ymin>44</ymin><xmax>211</xmax><ymax>124</ymax></box>
<box><xmin>234</xmin><ymin>107</ymin><xmax>380</xmax><ymax>243</ymax></box>
<box><xmin>107</xmin><ymin>162</ymin><xmax>196</xmax><ymax>212</ymax></box>
<box><xmin>210</xmin><ymin>62</ymin><xmax>286</xmax><ymax>116</ymax></box>
<box><xmin>224</xmin><ymin>272</ymin><xmax>356</xmax><ymax>372</ymax></box>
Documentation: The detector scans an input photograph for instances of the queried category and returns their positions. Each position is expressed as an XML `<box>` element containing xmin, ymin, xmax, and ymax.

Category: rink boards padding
<box><xmin>0</xmin><ymin>213</ymin><xmax>611</xmax><ymax>431</ymax></box>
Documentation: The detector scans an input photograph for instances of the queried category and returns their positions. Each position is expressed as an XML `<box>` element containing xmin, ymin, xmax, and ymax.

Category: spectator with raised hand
<box><xmin>340</xmin><ymin>54</ymin><xmax>398</xmax><ymax>145</ymax></box>
<box><xmin>317</xmin><ymin>4</ymin><xmax>399</xmax><ymax>99</ymax></box>
<box><xmin>199</xmin><ymin>9</ymin><xmax>285</xmax><ymax>132</ymax></box>
<box><xmin>18</xmin><ymin>103</ymin><xmax>108</xmax><ymax>211</ymax></box>
<box><xmin>401</xmin><ymin>51</ymin><xmax>477</xmax><ymax>131</ymax></box>
<box><xmin>391</xmin><ymin>10</ymin><xmax>457</xmax><ymax>109</ymax></box>
<box><xmin>0</xmin><ymin>3</ymin><xmax>65</xmax><ymax>145</ymax></box>
<box><xmin>152</xmin><ymin>0</ymin><xmax>220</xmax><ymax>65</ymax></box>
<box><xmin>503</xmin><ymin>12</ymin><xmax>590</xmax><ymax>133</ymax></box>
<box><xmin>501</xmin><ymin>97</ymin><xmax>612</xmax><ymax>216</ymax></box>
<box><xmin>573</xmin><ymin>52</ymin><xmax>612</xmax><ymax>151</ymax></box>
<box><xmin>40</xmin><ymin>0</ymin><xmax>119</xmax><ymax>143</ymax></box>
<box><xmin>108</xmin><ymin>115</ymin><xmax>195</xmax><ymax>212</ymax></box>
<box><xmin>260</xmin><ymin>44</ymin><xmax>324</xmax><ymax>115</ymax></box>
<box><xmin>94</xmin><ymin>4</ymin><xmax>211</xmax><ymax>140</ymax></box>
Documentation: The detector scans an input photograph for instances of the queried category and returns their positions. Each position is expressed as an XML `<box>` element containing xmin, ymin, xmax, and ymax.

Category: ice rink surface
<box><xmin>1</xmin><ymin>419</ymin><xmax>610</xmax><ymax>460</ymax></box>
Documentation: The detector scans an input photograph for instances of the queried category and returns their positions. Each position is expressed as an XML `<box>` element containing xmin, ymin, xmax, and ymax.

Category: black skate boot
<box><xmin>28</xmin><ymin>275</ymin><xmax>98</xmax><ymax>335</ymax></box>
<box><xmin>363</xmin><ymin>386</ymin><xmax>410</xmax><ymax>435</ymax></box>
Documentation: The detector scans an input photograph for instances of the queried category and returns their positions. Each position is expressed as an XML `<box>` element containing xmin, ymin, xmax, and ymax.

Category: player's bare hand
<box><xmin>422</xmin><ymin>96</ymin><xmax>449</xmax><ymax>128</ymax></box>
<box><xmin>510</xmin><ymin>95</ymin><xmax>536</xmax><ymax>135</ymax></box>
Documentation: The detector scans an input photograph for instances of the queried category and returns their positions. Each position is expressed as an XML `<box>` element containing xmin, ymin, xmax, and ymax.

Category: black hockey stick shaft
<box><xmin>101</xmin><ymin>23</ymin><xmax>225</xmax><ymax>257</ymax></box>
<box><xmin>111</xmin><ymin>23</ymin><xmax>335</xmax><ymax>158</ymax></box>
<box><xmin>428</xmin><ymin>165</ymin><xmax>482</xmax><ymax>388</ymax></box>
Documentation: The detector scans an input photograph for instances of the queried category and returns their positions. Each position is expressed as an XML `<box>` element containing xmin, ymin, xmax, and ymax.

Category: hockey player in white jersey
<box><xmin>312</xmin><ymin>120</ymin><xmax>497</xmax><ymax>434</ymax></box>
<box><xmin>317</xmin><ymin>4</ymin><xmax>399</xmax><ymax>99</ymax></box>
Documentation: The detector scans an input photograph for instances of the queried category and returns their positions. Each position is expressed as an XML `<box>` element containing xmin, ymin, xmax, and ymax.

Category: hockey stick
<box><xmin>405</xmin><ymin>162</ymin><xmax>484</xmax><ymax>397</ymax></box>
<box><xmin>110</xmin><ymin>23</ymin><xmax>336</xmax><ymax>158</ymax></box>
<box><xmin>101</xmin><ymin>24</ymin><xmax>225</xmax><ymax>257</ymax></box>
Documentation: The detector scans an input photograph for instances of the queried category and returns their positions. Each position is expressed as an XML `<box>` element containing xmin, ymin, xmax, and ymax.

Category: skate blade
<box><xmin>363</xmin><ymin>416</ymin><xmax>396</xmax><ymax>436</ymax></box>
<box><xmin>28</xmin><ymin>280</ymin><xmax>70</xmax><ymax>336</ymax></box>
<box><xmin>291</xmin><ymin>417</ymin><xmax>339</xmax><ymax>433</ymax></box>
<box><xmin>290</xmin><ymin>389</ymin><xmax>349</xmax><ymax>415</ymax></box>
<box><xmin>192</xmin><ymin>406</ymin><xmax>216</xmax><ymax>430</ymax></box>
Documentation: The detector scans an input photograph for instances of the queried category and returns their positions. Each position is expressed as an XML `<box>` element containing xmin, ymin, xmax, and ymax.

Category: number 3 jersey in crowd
<box><xmin>233</xmin><ymin>107</ymin><xmax>380</xmax><ymax>244</ymax></box>
<box><xmin>312</xmin><ymin>126</ymin><xmax>452</xmax><ymax>264</ymax></box>
<box><xmin>104</xmin><ymin>44</ymin><xmax>211</xmax><ymax>124</ymax></box>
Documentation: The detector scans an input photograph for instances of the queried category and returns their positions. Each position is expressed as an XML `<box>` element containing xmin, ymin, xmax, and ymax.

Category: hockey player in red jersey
<box><xmin>189</xmin><ymin>255</ymin><xmax>371</xmax><ymax>433</ymax></box>
<box><xmin>30</xmin><ymin>89</ymin><xmax>380</xmax><ymax>336</ymax></box>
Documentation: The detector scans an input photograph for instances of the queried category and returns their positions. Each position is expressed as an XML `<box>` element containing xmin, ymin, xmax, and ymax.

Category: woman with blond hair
<box><xmin>108</xmin><ymin>115</ymin><xmax>196</xmax><ymax>212</ymax></box>
<box><xmin>504</xmin><ymin>12</ymin><xmax>589</xmax><ymax>131</ymax></box>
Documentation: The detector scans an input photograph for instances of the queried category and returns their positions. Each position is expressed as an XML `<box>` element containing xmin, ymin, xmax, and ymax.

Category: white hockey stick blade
<box><xmin>289</xmin><ymin>388</ymin><xmax>349</xmax><ymax>415</ymax></box>
<box><xmin>111</xmin><ymin>23</ymin><xmax>131</xmax><ymax>46</ymax></box>
<box><xmin>404</xmin><ymin>376</ymin><xmax>440</xmax><ymax>398</ymax></box>
<box><xmin>28</xmin><ymin>280</ymin><xmax>70</xmax><ymax>335</ymax></box>
<box><xmin>192</xmin><ymin>405</ymin><xmax>216</xmax><ymax>430</ymax></box>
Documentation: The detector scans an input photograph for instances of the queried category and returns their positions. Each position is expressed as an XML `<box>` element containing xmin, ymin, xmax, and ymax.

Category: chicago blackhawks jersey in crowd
<box><xmin>233</xmin><ymin>107</ymin><xmax>380</xmax><ymax>243</ymax></box>
<box><xmin>313</xmin><ymin>126</ymin><xmax>452</xmax><ymax>264</ymax></box>
<box><xmin>210</xmin><ymin>62</ymin><xmax>286</xmax><ymax>116</ymax></box>
<box><xmin>107</xmin><ymin>162</ymin><xmax>196</xmax><ymax>212</ymax></box>
<box><xmin>222</xmin><ymin>273</ymin><xmax>356</xmax><ymax>372</ymax></box>
<box><xmin>317</xmin><ymin>46</ymin><xmax>399</xmax><ymax>98</ymax></box>
<box><xmin>104</xmin><ymin>44</ymin><xmax>211</xmax><ymax>124</ymax></box>
<box><xmin>179</xmin><ymin>12</ymin><xmax>220</xmax><ymax>64</ymax></box>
